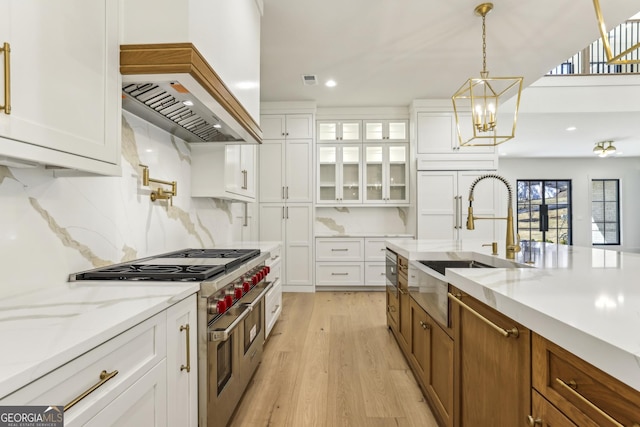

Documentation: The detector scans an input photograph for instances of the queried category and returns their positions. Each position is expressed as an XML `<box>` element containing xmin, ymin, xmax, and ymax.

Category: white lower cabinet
<box><xmin>0</xmin><ymin>295</ymin><xmax>198</xmax><ymax>427</ymax></box>
<box><xmin>265</xmin><ymin>245</ymin><xmax>283</xmax><ymax>338</ymax></box>
<box><xmin>315</xmin><ymin>236</ymin><xmax>412</xmax><ymax>289</ymax></box>
<box><xmin>166</xmin><ymin>294</ymin><xmax>198</xmax><ymax>427</ymax></box>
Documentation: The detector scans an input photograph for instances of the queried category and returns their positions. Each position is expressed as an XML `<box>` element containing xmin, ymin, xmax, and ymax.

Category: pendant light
<box><xmin>593</xmin><ymin>0</ymin><xmax>640</xmax><ymax>64</ymax></box>
<box><xmin>452</xmin><ymin>3</ymin><xmax>523</xmax><ymax>147</ymax></box>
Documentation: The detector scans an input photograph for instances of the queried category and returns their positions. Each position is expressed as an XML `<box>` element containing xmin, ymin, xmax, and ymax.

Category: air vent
<box><xmin>301</xmin><ymin>74</ymin><xmax>318</xmax><ymax>86</ymax></box>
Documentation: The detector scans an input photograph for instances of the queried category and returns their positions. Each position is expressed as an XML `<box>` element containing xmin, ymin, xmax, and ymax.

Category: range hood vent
<box><xmin>122</xmin><ymin>81</ymin><xmax>242</xmax><ymax>143</ymax></box>
<box><xmin>120</xmin><ymin>43</ymin><xmax>262</xmax><ymax>145</ymax></box>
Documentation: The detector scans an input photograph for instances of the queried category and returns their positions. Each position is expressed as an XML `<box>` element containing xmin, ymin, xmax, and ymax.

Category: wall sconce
<box><xmin>139</xmin><ymin>164</ymin><xmax>177</xmax><ymax>206</ymax></box>
<box><xmin>593</xmin><ymin>141</ymin><xmax>616</xmax><ymax>157</ymax></box>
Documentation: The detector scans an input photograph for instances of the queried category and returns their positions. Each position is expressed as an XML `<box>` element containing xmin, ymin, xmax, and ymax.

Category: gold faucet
<box><xmin>466</xmin><ymin>174</ymin><xmax>520</xmax><ymax>259</ymax></box>
<box><xmin>139</xmin><ymin>164</ymin><xmax>177</xmax><ymax>206</ymax></box>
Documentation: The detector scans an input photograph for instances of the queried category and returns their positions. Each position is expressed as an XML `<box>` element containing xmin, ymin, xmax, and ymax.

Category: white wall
<box><xmin>498</xmin><ymin>157</ymin><xmax>640</xmax><ymax>251</ymax></box>
<box><xmin>0</xmin><ymin>112</ymin><xmax>253</xmax><ymax>299</ymax></box>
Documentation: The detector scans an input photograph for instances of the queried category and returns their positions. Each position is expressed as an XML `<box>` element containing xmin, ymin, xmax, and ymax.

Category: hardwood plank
<box><xmin>229</xmin><ymin>292</ymin><xmax>438</xmax><ymax>427</ymax></box>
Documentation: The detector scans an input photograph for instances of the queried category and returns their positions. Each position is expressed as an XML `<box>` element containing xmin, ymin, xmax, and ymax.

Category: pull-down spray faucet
<box><xmin>467</xmin><ymin>174</ymin><xmax>520</xmax><ymax>259</ymax></box>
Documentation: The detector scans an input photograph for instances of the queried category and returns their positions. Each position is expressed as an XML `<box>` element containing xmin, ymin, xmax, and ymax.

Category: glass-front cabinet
<box><xmin>317</xmin><ymin>145</ymin><xmax>362</xmax><ymax>204</ymax></box>
<box><xmin>317</xmin><ymin>120</ymin><xmax>362</xmax><ymax>142</ymax></box>
<box><xmin>363</xmin><ymin>120</ymin><xmax>408</xmax><ymax>142</ymax></box>
<box><xmin>363</xmin><ymin>144</ymin><xmax>409</xmax><ymax>205</ymax></box>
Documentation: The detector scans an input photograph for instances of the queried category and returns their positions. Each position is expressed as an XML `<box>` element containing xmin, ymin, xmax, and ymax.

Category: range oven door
<box><xmin>238</xmin><ymin>280</ymin><xmax>273</xmax><ymax>388</ymax></box>
<box><xmin>207</xmin><ymin>305</ymin><xmax>249</xmax><ymax>427</ymax></box>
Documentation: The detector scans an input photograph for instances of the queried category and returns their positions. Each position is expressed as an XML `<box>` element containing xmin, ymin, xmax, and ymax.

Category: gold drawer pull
<box><xmin>64</xmin><ymin>369</ymin><xmax>118</xmax><ymax>411</ymax></box>
<box><xmin>555</xmin><ymin>377</ymin><xmax>624</xmax><ymax>427</ymax></box>
<box><xmin>447</xmin><ymin>293</ymin><xmax>519</xmax><ymax>338</ymax></box>
<box><xmin>526</xmin><ymin>415</ymin><xmax>542</xmax><ymax>426</ymax></box>
<box><xmin>419</xmin><ymin>320</ymin><xmax>430</xmax><ymax>330</ymax></box>
<box><xmin>1</xmin><ymin>42</ymin><xmax>10</xmax><ymax>114</ymax></box>
<box><xmin>180</xmin><ymin>324</ymin><xmax>191</xmax><ymax>373</ymax></box>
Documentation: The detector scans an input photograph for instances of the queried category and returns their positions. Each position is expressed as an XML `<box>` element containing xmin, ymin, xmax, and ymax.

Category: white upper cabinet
<box><xmin>317</xmin><ymin>120</ymin><xmax>362</xmax><ymax>142</ymax></box>
<box><xmin>191</xmin><ymin>143</ymin><xmax>256</xmax><ymax>202</ymax></box>
<box><xmin>416</xmin><ymin>112</ymin><xmax>498</xmax><ymax>170</ymax></box>
<box><xmin>0</xmin><ymin>0</ymin><xmax>120</xmax><ymax>175</ymax></box>
<box><xmin>363</xmin><ymin>144</ymin><xmax>409</xmax><ymax>205</ymax></box>
<box><xmin>262</xmin><ymin>114</ymin><xmax>313</xmax><ymax>140</ymax></box>
<box><xmin>317</xmin><ymin>144</ymin><xmax>362</xmax><ymax>204</ymax></box>
<box><xmin>363</xmin><ymin>120</ymin><xmax>408</xmax><ymax>142</ymax></box>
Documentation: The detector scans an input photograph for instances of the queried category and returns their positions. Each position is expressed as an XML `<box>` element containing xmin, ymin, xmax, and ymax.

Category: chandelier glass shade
<box><xmin>593</xmin><ymin>141</ymin><xmax>616</xmax><ymax>157</ymax></box>
<box><xmin>452</xmin><ymin>3</ymin><xmax>523</xmax><ymax>147</ymax></box>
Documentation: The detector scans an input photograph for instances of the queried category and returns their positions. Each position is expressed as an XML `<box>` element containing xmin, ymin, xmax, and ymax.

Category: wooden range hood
<box><xmin>120</xmin><ymin>43</ymin><xmax>262</xmax><ymax>144</ymax></box>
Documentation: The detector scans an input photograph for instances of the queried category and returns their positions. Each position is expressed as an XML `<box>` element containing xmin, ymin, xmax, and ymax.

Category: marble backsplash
<box><xmin>0</xmin><ymin>112</ymin><xmax>253</xmax><ymax>298</ymax></box>
<box><xmin>315</xmin><ymin>206</ymin><xmax>411</xmax><ymax>236</ymax></box>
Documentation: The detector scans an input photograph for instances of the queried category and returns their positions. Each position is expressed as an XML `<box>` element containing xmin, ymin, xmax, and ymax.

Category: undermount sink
<box><xmin>419</xmin><ymin>260</ymin><xmax>494</xmax><ymax>275</ymax></box>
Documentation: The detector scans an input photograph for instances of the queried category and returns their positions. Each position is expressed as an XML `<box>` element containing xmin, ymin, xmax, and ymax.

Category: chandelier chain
<box><xmin>481</xmin><ymin>14</ymin><xmax>487</xmax><ymax>73</ymax></box>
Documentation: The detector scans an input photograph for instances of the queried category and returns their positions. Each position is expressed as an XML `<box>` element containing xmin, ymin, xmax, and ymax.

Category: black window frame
<box><xmin>516</xmin><ymin>180</ymin><xmax>573</xmax><ymax>245</ymax></box>
<box><xmin>591</xmin><ymin>179</ymin><xmax>621</xmax><ymax>246</ymax></box>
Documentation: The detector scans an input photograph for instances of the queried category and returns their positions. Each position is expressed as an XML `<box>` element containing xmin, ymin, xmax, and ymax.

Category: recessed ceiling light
<box><xmin>213</xmin><ymin>124</ymin><xmax>222</xmax><ymax>129</ymax></box>
<box><xmin>183</xmin><ymin>100</ymin><xmax>194</xmax><ymax>107</ymax></box>
<box><xmin>325</xmin><ymin>80</ymin><xmax>337</xmax><ymax>87</ymax></box>
<box><xmin>566</xmin><ymin>126</ymin><xmax>577</xmax><ymax>131</ymax></box>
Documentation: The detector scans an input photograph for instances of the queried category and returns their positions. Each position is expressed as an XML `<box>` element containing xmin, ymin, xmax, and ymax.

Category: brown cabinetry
<box><xmin>531</xmin><ymin>333</ymin><xmax>640</xmax><ymax>427</ymax></box>
<box><xmin>531</xmin><ymin>390</ymin><xmax>578</xmax><ymax>427</ymax></box>
<box><xmin>449</xmin><ymin>286</ymin><xmax>531</xmax><ymax>427</ymax></box>
<box><xmin>410</xmin><ymin>298</ymin><xmax>454</xmax><ymax>427</ymax></box>
<box><xmin>386</xmin><ymin>286</ymin><xmax>399</xmax><ymax>333</ymax></box>
<box><xmin>397</xmin><ymin>255</ymin><xmax>411</xmax><ymax>354</ymax></box>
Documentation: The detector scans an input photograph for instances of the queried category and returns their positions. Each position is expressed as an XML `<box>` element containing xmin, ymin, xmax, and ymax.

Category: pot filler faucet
<box><xmin>466</xmin><ymin>174</ymin><xmax>521</xmax><ymax>259</ymax></box>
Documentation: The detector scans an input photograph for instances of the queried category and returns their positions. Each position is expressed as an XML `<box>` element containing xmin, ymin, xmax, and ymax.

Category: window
<box><xmin>517</xmin><ymin>180</ymin><xmax>572</xmax><ymax>245</ymax></box>
<box><xmin>591</xmin><ymin>179</ymin><xmax>620</xmax><ymax>245</ymax></box>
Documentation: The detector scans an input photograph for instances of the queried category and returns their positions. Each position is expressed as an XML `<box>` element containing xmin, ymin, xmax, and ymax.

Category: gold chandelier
<box><xmin>593</xmin><ymin>0</ymin><xmax>640</xmax><ymax>64</ymax></box>
<box><xmin>452</xmin><ymin>3</ymin><xmax>523</xmax><ymax>147</ymax></box>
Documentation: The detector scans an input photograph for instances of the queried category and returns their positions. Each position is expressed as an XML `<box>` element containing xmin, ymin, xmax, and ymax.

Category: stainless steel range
<box><xmin>70</xmin><ymin>248</ymin><xmax>272</xmax><ymax>427</ymax></box>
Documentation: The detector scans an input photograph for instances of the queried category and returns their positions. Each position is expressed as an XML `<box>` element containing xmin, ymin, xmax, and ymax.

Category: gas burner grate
<box><xmin>75</xmin><ymin>263</ymin><xmax>226</xmax><ymax>281</ymax></box>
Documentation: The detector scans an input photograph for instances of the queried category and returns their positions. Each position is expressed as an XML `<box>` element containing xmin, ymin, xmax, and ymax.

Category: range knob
<box><xmin>234</xmin><ymin>286</ymin><xmax>243</xmax><ymax>300</ymax></box>
<box><xmin>217</xmin><ymin>299</ymin><xmax>227</xmax><ymax>314</ymax></box>
<box><xmin>251</xmin><ymin>275</ymin><xmax>259</xmax><ymax>286</ymax></box>
<box><xmin>224</xmin><ymin>293</ymin><xmax>234</xmax><ymax>308</ymax></box>
<box><xmin>243</xmin><ymin>281</ymin><xmax>250</xmax><ymax>293</ymax></box>
<box><xmin>209</xmin><ymin>298</ymin><xmax>227</xmax><ymax>315</ymax></box>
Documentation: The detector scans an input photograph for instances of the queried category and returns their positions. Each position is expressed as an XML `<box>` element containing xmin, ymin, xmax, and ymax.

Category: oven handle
<box><xmin>242</xmin><ymin>281</ymin><xmax>273</xmax><ymax>310</ymax></box>
<box><xmin>208</xmin><ymin>307</ymin><xmax>250</xmax><ymax>342</ymax></box>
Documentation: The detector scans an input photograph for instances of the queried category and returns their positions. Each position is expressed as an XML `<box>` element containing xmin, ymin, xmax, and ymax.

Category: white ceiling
<box><xmin>260</xmin><ymin>0</ymin><xmax>640</xmax><ymax>158</ymax></box>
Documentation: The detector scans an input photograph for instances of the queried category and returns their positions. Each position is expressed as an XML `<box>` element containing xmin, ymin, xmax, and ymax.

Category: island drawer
<box><xmin>532</xmin><ymin>333</ymin><xmax>640</xmax><ymax>427</ymax></box>
<box><xmin>1</xmin><ymin>312</ymin><xmax>166</xmax><ymax>425</ymax></box>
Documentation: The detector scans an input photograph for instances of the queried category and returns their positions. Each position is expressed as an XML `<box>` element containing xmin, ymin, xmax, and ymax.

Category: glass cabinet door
<box><xmin>388</xmin><ymin>145</ymin><xmax>408</xmax><ymax>202</ymax></box>
<box><xmin>341</xmin><ymin>145</ymin><xmax>361</xmax><ymax>202</ymax></box>
<box><xmin>318</xmin><ymin>122</ymin><xmax>338</xmax><ymax>142</ymax></box>
<box><xmin>318</xmin><ymin>146</ymin><xmax>338</xmax><ymax>202</ymax></box>
<box><xmin>365</xmin><ymin>145</ymin><xmax>384</xmax><ymax>202</ymax></box>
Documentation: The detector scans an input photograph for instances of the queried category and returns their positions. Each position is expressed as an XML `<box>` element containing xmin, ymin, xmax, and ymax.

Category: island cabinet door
<box><xmin>410</xmin><ymin>298</ymin><xmax>453</xmax><ymax>427</ymax></box>
<box><xmin>450</xmin><ymin>287</ymin><xmax>531</xmax><ymax>427</ymax></box>
<box><xmin>530</xmin><ymin>390</ymin><xmax>578</xmax><ymax>427</ymax></box>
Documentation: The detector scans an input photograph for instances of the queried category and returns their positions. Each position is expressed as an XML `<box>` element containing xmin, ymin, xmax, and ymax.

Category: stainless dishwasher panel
<box><xmin>410</xmin><ymin>263</ymin><xmax>450</xmax><ymax>329</ymax></box>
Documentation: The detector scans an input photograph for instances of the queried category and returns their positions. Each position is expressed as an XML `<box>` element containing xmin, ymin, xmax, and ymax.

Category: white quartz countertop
<box><xmin>0</xmin><ymin>242</ymin><xmax>281</xmax><ymax>399</ymax></box>
<box><xmin>385</xmin><ymin>239</ymin><xmax>640</xmax><ymax>392</ymax></box>
<box><xmin>315</xmin><ymin>233</ymin><xmax>414</xmax><ymax>238</ymax></box>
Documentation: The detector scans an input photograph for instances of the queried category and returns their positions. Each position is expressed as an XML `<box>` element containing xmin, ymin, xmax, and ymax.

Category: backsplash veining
<box><xmin>0</xmin><ymin>112</ymin><xmax>252</xmax><ymax>298</ymax></box>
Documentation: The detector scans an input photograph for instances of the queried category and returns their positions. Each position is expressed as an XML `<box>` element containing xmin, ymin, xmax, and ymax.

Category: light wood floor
<box><xmin>229</xmin><ymin>292</ymin><xmax>439</xmax><ymax>427</ymax></box>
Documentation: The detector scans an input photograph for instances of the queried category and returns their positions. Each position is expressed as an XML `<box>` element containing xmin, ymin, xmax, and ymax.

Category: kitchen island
<box><xmin>385</xmin><ymin>238</ymin><xmax>640</xmax><ymax>426</ymax></box>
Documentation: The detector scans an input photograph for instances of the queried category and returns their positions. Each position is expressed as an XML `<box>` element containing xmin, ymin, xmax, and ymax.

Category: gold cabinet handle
<box><xmin>526</xmin><ymin>415</ymin><xmax>542</xmax><ymax>426</ymax></box>
<box><xmin>419</xmin><ymin>320</ymin><xmax>430</xmax><ymax>330</ymax></box>
<box><xmin>555</xmin><ymin>378</ymin><xmax>626</xmax><ymax>427</ymax></box>
<box><xmin>180</xmin><ymin>324</ymin><xmax>191</xmax><ymax>373</ymax></box>
<box><xmin>64</xmin><ymin>369</ymin><xmax>118</xmax><ymax>411</ymax></box>
<box><xmin>447</xmin><ymin>293</ymin><xmax>519</xmax><ymax>338</ymax></box>
<box><xmin>1</xmin><ymin>42</ymin><xmax>10</xmax><ymax>114</ymax></box>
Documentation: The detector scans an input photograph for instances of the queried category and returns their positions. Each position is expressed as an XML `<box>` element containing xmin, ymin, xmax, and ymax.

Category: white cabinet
<box><xmin>317</xmin><ymin>120</ymin><xmax>362</xmax><ymax>142</ymax></box>
<box><xmin>258</xmin><ymin>138</ymin><xmax>313</xmax><ymax>203</ymax></box>
<box><xmin>259</xmin><ymin>204</ymin><xmax>313</xmax><ymax>291</ymax></box>
<box><xmin>417</xmin><ymin>171</ymin><xmax>498</xmax><ymax>241</ymax></box>
<box><xmin>166</xmin><ymin>295</ymin><xmax>197</xmax><ymax>427</ymax></box>
<box><xmin>1</xmin><ymin>313</ymin><xmax>167</xmax><ymax>426</ymax></box>
<box><xmin>416</xmin><ymin>112</ymin><xmax>498</xmax><ymax>170</ymax></box>
<box><xmin>315</xmin><ymin>236</ymin><xmax>412</xmax><ymax>288</ymax></box>
<box><xmin>265</xmin><ymin>245</ymin><xmax>283</xmax><ymax>338</ymax></box>
<box><xmin>363</xmin><ymin>120</ymin><xmax>408</xmax><ymax>142</ymax></box>
<box><xmin>191</xmin><ymin>143</ymin><xmax>256</xmax><ymax>202</ymax></box>
<box><xmin>262</xmin><ymin>114</ymin><xmax>313</xmax><ymax>140</ymax></box>
<box><xmin>363</xmin><ymin>143</ymin><xmax>409</xmax><ymax>205</ymax></box>
<box><xmin>0</xmin><ymin>0</ymin><xmax>120</xmax><ymax>175</ymax></box>
<box><xmin>317</xmin><ymin>144</ymin><xmax>362</xmax><ymax>204</ymax></box>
